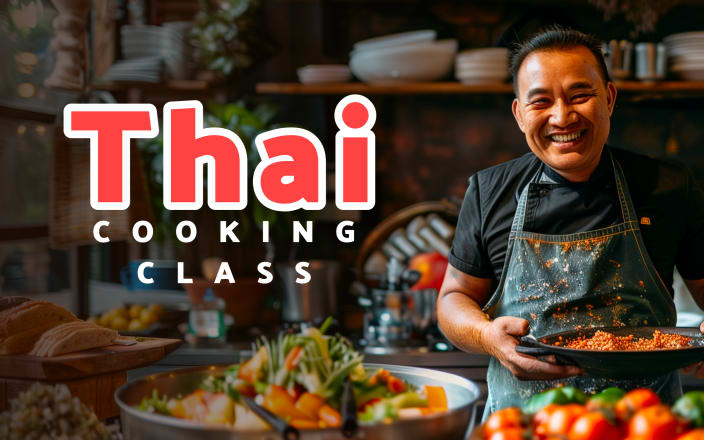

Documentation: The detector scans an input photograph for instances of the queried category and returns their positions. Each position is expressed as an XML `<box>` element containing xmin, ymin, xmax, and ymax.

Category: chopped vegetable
<box><xmin>423</xmin><ymin>385</ymin><xmax>448</xmax><ymax>410</ymax></box>
<box><xmin>673</xmin><ymin>391</ymin><xmax>704</xmax><ymax>428</ymax></box>
<box><xmin>138</xmin><ymin>389</ymin><xmax>171</xmax><ymax>415</ymax></box>
<box><xmin>318</xmin><ymin>405</ymin><xmax>342</xmax><ymax>427</ymax></box>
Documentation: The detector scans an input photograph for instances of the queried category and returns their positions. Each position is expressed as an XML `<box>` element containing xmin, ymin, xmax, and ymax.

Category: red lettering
<box><xmin>64</xmin><ymin>104</ymin><xmax>157</xmax><ymax>210</ymax></box>
<box><xmin>253</xmin><ymin>128</ymin><xmax>326</xmax><ymax>211</ymax></box>
<box><xmin>163</xmin><ymin>101</ymin><xmax>247</xmax><ymax>210</ymax></box>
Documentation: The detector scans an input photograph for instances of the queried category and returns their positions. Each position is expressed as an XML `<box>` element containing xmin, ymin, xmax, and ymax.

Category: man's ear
<box><xmin>512</xmin><ymin>98</ymin><xmax>525</xmax><ymax>133</ymax></box>
<box><xmin>606</xmin><ymin>82</ymin><xmax>617</xmax><ymax>116</ymax></box>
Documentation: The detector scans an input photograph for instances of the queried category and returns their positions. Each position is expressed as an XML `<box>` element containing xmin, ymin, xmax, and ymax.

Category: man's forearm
<box><xmin>437</xmin><ymin>290</ymin><xmax>492</xmax><ymax>354</ymax></box>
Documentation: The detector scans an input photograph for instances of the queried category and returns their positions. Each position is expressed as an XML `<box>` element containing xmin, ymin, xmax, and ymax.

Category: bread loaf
<box><xmin>0</xmin><ymin>301</ymin><xmax>78</xmax><ymax>339</ymax></box>
<box><xmin>30</xmin><ymin>322</ymin><xmax>117</xmax><ymax>357</ymax></box>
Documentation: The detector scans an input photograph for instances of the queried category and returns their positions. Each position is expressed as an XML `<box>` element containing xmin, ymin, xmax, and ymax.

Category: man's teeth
<box><xmin>550</xmin><ymin>131</ymin><xmax>584</xmax><ymax>142</ymax></box>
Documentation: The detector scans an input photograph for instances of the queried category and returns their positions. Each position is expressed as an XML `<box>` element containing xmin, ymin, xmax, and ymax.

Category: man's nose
<box><xmin>549</xmin><ymin>100</ymin><xmax>577</xmax><ymax>127</ymax></box>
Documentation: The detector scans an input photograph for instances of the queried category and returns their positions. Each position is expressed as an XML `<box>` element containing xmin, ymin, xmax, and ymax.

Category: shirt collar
<box><xmin>540</xmin><ymin>146</ymin><xmax>611</xmax><ymax>186</ymax></box>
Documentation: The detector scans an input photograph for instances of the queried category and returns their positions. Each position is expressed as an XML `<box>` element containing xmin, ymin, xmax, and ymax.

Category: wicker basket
<box><xmin>354</xmin><ymin>199</ymin><xmax>459</xmax><ymax>282</ymax></box>
<box><xmin>49</xmin><ymin>127</ymin><xmax>154</xmax><ymax>249</ymax></box>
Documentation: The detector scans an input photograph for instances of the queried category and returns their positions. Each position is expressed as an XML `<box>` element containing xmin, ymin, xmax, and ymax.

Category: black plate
<box><xmin>515</xmin><ymin>326</ymin><xmax>704</xmax><ymax>378</ymax></box>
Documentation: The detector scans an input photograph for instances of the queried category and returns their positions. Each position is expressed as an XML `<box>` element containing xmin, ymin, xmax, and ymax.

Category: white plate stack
<box><xmin>297</xmin><ymin>65</ymin><xmax>351</xmax><ymax>84</ymax></box>
<box><xmin>664</xmin><ymin>31</ymin><xmax>704</xmax><ymax>81</ymax></box>
<box><xmin>106</xmin><ymin>23</ymin><xmax>194</xmax><ymax>82</ymax></box>
<box><xmin>455</xmin><ymin>48</ymin><xmax>509</xmax><ymax>84</ymax></box>
<box><xmin>349</xmin><ymin>30</ymin><xmax>458</xmax><ymax>83</ymax></box>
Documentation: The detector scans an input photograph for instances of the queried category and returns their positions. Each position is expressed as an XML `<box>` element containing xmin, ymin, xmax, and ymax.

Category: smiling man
<box><xmin>437</xmin><ymin>27</ymin><xmax>704</xmax><ymax>416</ymax></box>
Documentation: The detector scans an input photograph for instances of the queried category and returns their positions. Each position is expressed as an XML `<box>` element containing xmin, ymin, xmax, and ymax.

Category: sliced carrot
<box><xmin>423</xmin><ymin>385</ymin><xmax>447</xmax><ymax>410</ymax></box>
<box><xmin>284</xmin><ymin>345</ymin><xmax>303</xmax><ymax>371</ymax></box>
<box><xmin>318</xmin><ymin>405</ymin><xmax>342</xmax><ymax>427</ymax></box>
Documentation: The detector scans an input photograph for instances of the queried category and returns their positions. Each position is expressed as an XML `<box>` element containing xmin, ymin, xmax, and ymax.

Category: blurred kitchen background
<box><xmin>4</xmin><ymin>0</ymin><xmax>704</xmax><ymax>416</ymax></box>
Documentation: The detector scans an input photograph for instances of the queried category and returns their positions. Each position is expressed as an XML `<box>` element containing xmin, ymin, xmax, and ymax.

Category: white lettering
<box><xmin>257</xmin><ymin>262</ymin><xmax>273</xmax><ymax>284</ymax></box>
<box><xmin>293</xmin><ymin>221</ymin><xmax>313</xmax><ymax>243</ymax></box>
<box><xmin>178</xmin><ymin>262</ymin><xmax>192</xmax><ymax>284</ymax></box>
<box><xmin>137</xmin><ymin>261</ymin><xmax>154</xmax><ymax>284</ymax></box>
<box><xmin>214</xmin><ymin>262</ymin><xmax>235</xmax><ymax>283</ymax></box>
<box><xmin>176</xmin><ymin>220</ymin><xmax>197</xmax><ymax>243</ymax></box>
<box><xmin>93</xmin><ymin>220</ymin><xmax>110</xmax><ymax>243</ymax></box>
<box><xmin>220</xmin><ymin>220</ymin><xmax>240</xmax><ymax>242</ymax></box>
<box><xmin>132</xmin><ymin>221</ymin><xmax>153</xmax><ymax>243</ymax></box>
<box><xmin>295</xmin><ymin>261</ymin><xmax>311</xmax><ymax>284</ymax></box>
<box><xmin>336</xmin><ymin>221</ymin><xmax>355</xmax><ymax>243</ymax></box>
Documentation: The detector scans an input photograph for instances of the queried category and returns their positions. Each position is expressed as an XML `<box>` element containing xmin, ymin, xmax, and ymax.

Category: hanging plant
<box><xmin>589</xmin><ymin>0</ymin><xmax>679</xmax><ymax>36</ymax></box>
<box><xmin>191</xmin><ymin>0</ymin><xmax>276</xmax><ymax>76</ymax></box>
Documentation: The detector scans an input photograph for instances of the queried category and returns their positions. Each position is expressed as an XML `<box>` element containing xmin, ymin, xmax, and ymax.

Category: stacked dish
<box><xmin>108</xmin><ymin>23</ymin><xmax>193</xmax><ymax>82</ymax></box>
<box><xmin>455</xmin><ymin>48</ymin><xmax>509</xmax><ymax>84</ymax></box>
<box><xmin>297</xmin><ymin>64</ymin><xmax>351</xmax><ymax>84</ymax></box>
<box><xmin>664</xmin><ymin>31</ymin><xmax>704</xmax><ymax>81</ymax></box>
<box><xmin>349</xmin><ymin>30</ymin><xmax>457</xmax><ymax>83</ymax></box>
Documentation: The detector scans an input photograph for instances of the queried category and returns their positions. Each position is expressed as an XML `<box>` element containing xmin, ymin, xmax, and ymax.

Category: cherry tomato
<box><xmin>568</xmin><ymin>411</ymin><xmax>623</xmax><ymax>440</ymax></box>
<box><xmin>485</xmin><ymin>407</ymin><xmax>524</xmax><ymax>438</ymax></box>
<box><xmin>487</xmin><ymin>427</ymin><xmax>525</xmax><ymax>440</ymax></box>
<box><xmin>533</xmin><ymin>404</ymin><xmax>561</xmax><ymax>436</ymax></box>
<box><xmin>678</xmin><ymin>429</ymin><xmax>704</xmax><ymax>440</ymax></box>
<box><xmin>535</xmin><ymin>404</ymin><xmax>587</xmax><ymax>437</ymax></box>
<box><xmin>616</xmin><ymin>388</ymin><xmax>661</xmax><ymax>421</ymax></box>
<box><xmin>628</xmin><ymin>404</ymin><xmax>686</xmax><ymax>440</ymax></box>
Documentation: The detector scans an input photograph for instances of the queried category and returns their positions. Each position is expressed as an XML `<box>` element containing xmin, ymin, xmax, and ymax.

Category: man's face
<box><xmin>511</xmin><ymin>46</ymin><xmax>617</xmax><ymax>182</ymax></box>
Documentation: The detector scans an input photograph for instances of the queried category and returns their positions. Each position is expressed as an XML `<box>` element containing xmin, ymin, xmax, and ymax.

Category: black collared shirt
<box><xmin>449</xmin><ymin>146</ymin><xmax>704</xmax><ymax>295</ymax></box>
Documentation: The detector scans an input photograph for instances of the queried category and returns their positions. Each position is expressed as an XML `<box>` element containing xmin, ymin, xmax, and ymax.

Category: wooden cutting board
<box><xmin>0</xmin><ymin>337</ymin><xmax>182</xmax><ymax>381</ymax></box>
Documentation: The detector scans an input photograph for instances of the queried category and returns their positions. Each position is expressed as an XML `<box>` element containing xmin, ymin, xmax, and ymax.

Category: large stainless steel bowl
<box><xmin>116</xmin><ymin>363</ymin><xmax>481</xmax><ymax>440</ymax></box>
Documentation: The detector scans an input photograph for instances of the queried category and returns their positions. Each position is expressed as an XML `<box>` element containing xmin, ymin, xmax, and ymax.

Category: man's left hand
<box><xmin>683</xmin><ymin>321</ymin><xmax>704</xmax><ymax>378</ymax></box>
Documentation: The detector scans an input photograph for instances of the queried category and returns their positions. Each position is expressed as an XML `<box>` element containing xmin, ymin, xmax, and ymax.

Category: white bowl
<box><xmin>350</xmin><ymin>39</ymin><xmax>457</xmax><ymax>83</ymax></box>
<box><xmin>353</xmin><ymin>30</ymin><xmax>436</xmax><ymax>53</ymax></box>
<box><xmin>455</xmin><ymin>59</ymin><xmax>507</xmax><ymax>70</ymax></box>
<box><xmin>456</xmin><ymin>47</ymin><xmax>508</xmax><ymax>59</ymax></box>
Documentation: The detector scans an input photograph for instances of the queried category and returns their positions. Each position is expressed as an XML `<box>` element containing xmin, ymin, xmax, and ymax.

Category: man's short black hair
<box><xmin>509</xmin><ymin>25</ymin><xmax>611</xmax><ymax>95</ymax></box>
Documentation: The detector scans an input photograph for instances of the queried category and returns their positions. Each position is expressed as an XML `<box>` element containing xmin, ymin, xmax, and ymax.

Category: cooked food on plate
<box><xmin>554</xmin><ymin>330</ymin><xmax>692</xmax><ymax>351</ymax></box>
<box><xmin>136</xmin><ymin>320</ymin><xmax>448</xmax><ymax>430</ymax></box>
<box><xmin>0</xmin><ymin>296</ymin><xmax>119</xmax><ymax>356</ymax></box>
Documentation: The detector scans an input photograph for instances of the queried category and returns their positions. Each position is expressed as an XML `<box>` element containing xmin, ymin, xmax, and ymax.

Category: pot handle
<box><xmin>515</xmin><ymin>337</ymin><xmax>578</xmax><ymax>366</ymax></box>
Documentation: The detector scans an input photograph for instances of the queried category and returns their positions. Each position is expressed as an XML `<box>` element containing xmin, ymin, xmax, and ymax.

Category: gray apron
<box><xmin>482</xmin><ymin>152</ymin><xmax>681</xmax><ymax>418</ymax></box>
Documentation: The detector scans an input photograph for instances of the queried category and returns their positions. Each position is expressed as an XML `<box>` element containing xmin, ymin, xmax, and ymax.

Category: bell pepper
<box><xmin>673</xmin><ymin>391</ymin><xmax>704</xmax><ymax>427</ymax></box>
<box><xmin>294</xmin><ymin>392</ymin><xmax>325</xmax><ymax>420</ymax></box>
<box><xmin>387</xmin><ymin>375</ymin><xmax>406</xmax><ymax>393</ymax></box>
<box><xmin>524</xmin><ymin>387</ymin><xmax>573</xmax><ymax>414</ymax></box>
<box><xmin>263</xmin><ymin>384</ymin><xmax>312</xmax><ymax>420</ymax></box>
<box><xmin>423</xmin><ymin>385</ymin><xmax>448</xmax><ymax>410</ymax></box>
<box><xmin>238</xmin><ymin>346</ymin><xmax>268</xmax><ymax>384</ymax></box>
<box><xmin>290</xmin><ymin>418</ymin><xmax>319</xmax><ymax>429</ymax></box>
<box><xmin>318</xmin><ymin>405</ymin><xmax>343</xmax><ymax>427</ymax></box>
<box><xmin>587</xmin><ymin>387</ymin><xmax>626</xmax><ymax>411</ymax></box>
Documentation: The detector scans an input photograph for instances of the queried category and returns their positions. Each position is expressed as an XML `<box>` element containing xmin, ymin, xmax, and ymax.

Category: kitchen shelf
<box><xmin>256</xmin><ymin>80</ymin><xmax>704</xmax><ymax>96</ymax></box>
<box><xmin>90</xmin><ymin>79</ymin><xmax>215</xmax><ymax>92</ymax></box>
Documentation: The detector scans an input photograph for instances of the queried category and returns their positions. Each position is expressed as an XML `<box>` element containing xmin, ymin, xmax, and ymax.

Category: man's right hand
<box><xmin>481</xmin><ymin>316</ymin><xmax>584</xmax><ymax>380</ymax></box>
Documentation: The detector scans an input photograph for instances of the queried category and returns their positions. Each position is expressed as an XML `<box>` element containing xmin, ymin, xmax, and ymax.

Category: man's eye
<box><xmin>531</xmin><ymin>98</ymin><xmax>548</xmax><ymax>105</ymax></box>
<box><xmin>572</xmin><ymin>94</ymin><xmax>592</xmax><ymax>101</ymax></box>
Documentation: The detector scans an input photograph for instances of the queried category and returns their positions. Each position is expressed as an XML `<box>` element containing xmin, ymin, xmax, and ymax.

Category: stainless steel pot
<box><xmin>276</xmin><ymin>260</ymin><xmax>340</xmax><ymax>323</ymax></box>
<box><xmin>116</xmin><ymin>363</ymin><xmax>481</xmax><ymax>440</ymax></box>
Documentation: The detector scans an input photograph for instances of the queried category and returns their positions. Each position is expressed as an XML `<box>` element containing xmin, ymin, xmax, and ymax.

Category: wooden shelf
<box><xmin>90</xmin><ymin>79</ymin><xmax>216</xmax><ymax>92</ymax></box>
<box><xmin>256</xmin><ymin>80</ymin><xmax>704</xmax><ymax>96</ymax></box>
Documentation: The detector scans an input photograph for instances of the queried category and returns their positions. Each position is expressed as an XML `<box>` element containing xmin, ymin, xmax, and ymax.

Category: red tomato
<box><xmin>408</xmin><ymin>252</ymin><xmax>448</xmax><ymax>291</ymax></box>
<box><xmin>485</xmin><ymin>407</ymin><xmax>524</xmax><ymax>438</ymax></box>
<box><xmin>568</xmin><ymin>411</ymin><xmax>623</xmax><ymax>440</ymax></box>
<box><xmin>540</xmin><ymin>404</ymin><xmax>588</xmax><ymax>437</ymax></box>
<box><xmin>387</xmin><ymin>375</ymin><xmax>406</xmax><ymax>393</ymax></box>
<box><xmin>533</xmin><ymin>404</ymin><xmax>561</xmax><ymax>436</ymax></box>
<box><xmin>616</xmin><ymin>388</ymin><xmax>661</xmax><ymax>421</ymax></box>
<box><xmin>628</xmin><ymin>405</ymin><xmax>686</xmax><ymax>440</ymax></box>
<box><xmin>678</xmin><ymin>429</ymin><xmax>704</xmax><ymax>440</ymax></box>
<box><xmin>487</xmin><ymin>427</ymin><xmax>525</xmax><ymax>440</ymax></box>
